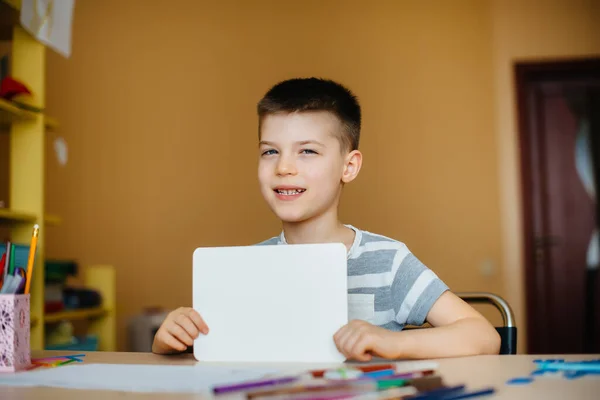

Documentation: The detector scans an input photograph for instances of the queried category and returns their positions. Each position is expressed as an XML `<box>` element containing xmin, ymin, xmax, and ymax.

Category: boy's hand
<box><xmin>333</xmin><ymin>320</ymin><xmax>401</xmax><ymax>361</ymax></box>
<box><xmin>152</xmin><ymin>307</ymin><xmax>209</xmax><ymax>355</ymax></box>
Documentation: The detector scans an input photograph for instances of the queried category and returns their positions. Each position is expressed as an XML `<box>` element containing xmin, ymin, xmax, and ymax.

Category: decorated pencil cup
<box><xmin>0</xmin><ymin>293</ymin><xmax>31</xmax><ymax>372</ymax></box>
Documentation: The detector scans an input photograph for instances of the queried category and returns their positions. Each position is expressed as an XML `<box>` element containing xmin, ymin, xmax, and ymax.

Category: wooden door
<box><xmin>517</xmin><ymin>59</ymin><xmax>600</xmax><ymax>354</ymax></box>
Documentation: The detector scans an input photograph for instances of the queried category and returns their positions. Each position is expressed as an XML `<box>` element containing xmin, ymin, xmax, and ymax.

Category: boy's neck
<box><xmin>281</xmin><ymin>210</ymin><xmax>355</xmax><ymax>251</ymax></box>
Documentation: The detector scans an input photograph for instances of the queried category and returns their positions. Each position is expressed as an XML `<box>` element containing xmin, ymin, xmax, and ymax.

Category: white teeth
<box><xmin>276</xmin><ymin>189</ymin><xmax>305</xmax><ymax>195</ymax></box>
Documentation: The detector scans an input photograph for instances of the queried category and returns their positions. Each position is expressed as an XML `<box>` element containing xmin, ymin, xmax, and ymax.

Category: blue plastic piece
<box><xmin>530</xmin><ymin>359</ymin><xmax>600</xmax><ymax>381</ymax></box>
<box><xmin>531</xmin><ymin>370</ymin><xmax>548</xmax><ymax>376</ymax></box>
<box><xmin>506</xmin><ymin>377</ymin><xmax>534</xmax><ymax>385</ymax></box>
<box><xmin>534</xmin><ymin>358</ymin><xmax>565</xmax><ymax>363</ymax></box>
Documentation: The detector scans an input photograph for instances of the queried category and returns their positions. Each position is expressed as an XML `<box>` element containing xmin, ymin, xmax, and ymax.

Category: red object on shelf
<box><xmin>0</xmin><ymin>76</ymin><xmax>32</xmax><ymax>100</ymax></box>
<box><xmin>0</xmin><ymin>253</ymin><xmax>5</xmax><ymax>276</ymax></box>
<box><xmin>44</xmin><ymin>301</ymin><xmax>65</xmax><ymax>314</ymax></box>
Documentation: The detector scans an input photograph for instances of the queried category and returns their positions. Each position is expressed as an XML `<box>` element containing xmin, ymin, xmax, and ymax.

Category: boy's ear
<box><xmin>342</xmin><ymin>150</ymin><xmax>362</xmax><ymax>183</ymax></box>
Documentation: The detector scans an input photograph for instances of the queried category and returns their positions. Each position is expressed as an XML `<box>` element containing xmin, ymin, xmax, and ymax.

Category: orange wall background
<box><xmin>43</xmin><ymin>0</ymin><xmax>599</xmax><ymax>351</ymax></box>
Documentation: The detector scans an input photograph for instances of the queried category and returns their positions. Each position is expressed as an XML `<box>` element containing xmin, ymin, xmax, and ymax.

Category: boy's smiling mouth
<box><xmin>273</xmin><ymin>186</ymin><xmax>306</xmax><ymax>200</ymax></box>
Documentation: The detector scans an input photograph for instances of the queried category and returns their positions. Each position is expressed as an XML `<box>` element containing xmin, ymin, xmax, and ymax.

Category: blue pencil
<box><xmin>410</xmin><ymin>386</ymin><xmax>495</xmax><ymax>400</ymax></box>
<box><xmin>439</xmin><ymin>387</ymin><xmax>495</xmax><ymax>399</ymax></box>
<box><xmin>34</xmin><ymin>354</ymin><xmax>86</xmax><ymax>361</ymax></box>
<box><xmin>362</xmin><ymin>369</ymin><xmax>396</xmax><ymax>378</ymax></box>
<box><xmin>406</xmin><ymin>385</ymin><xmax>466</xmax><ymax>399</ymax></box>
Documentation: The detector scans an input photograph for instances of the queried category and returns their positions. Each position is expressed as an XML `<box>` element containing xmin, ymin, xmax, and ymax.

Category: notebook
<box><xmin>192</xmin><ymin>243</ymin><xmax>348</xmax><ymax>363</ymax></box>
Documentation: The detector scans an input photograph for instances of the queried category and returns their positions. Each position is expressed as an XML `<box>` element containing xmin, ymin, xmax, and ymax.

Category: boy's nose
<box><xmin>276</xmin><ymin>156</ymin><xmax>297</xmax><ymax>176</ymax></box>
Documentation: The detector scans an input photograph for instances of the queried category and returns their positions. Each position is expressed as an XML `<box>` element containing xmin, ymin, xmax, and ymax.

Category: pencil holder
<box><xmin>0</xmin><ymin>294</ymin><xmax>31</xmax><ymax>372</ymax></box>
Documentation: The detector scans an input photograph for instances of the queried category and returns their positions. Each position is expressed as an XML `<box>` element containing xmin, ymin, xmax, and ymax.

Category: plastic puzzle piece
<box><xmin>537</xmin><ymin>362</ymin><xmax>600</xmax><ymax>372</ymax></box>
<box><xmin>531</xmin><ymin>358</ymin><xmax>600</xmax><ymax>381</ymax></box>
<box><xmin>506</xmin><ymin>377</ymin><xmax>534</xmax><ymax>385</ymax></box>
<box><xmin>564</xmin><ymin>371</ymin><xmax>588</xmax><ymax>380</ymax></box>
<box><xmin>564</xmin><ymin>370</ymin><xmax>600</xmax><ymax>380</ymax></box>
<box><xmin>531</xmin><ymin>370</ymin><xmax>548</xmax><ymax>376</ymax></box>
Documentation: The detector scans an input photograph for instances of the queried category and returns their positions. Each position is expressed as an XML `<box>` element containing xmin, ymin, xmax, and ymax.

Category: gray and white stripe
<box><xmin>257</xmin><ymin>225</ymin><xmax>449</xmax><ymax>330</ymax></box>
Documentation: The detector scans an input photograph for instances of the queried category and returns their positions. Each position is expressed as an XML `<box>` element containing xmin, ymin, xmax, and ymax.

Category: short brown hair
<box><xmin>257</xmin><ymin>77</ymin><xmax>361</xmax><ymax>151</ymax></box>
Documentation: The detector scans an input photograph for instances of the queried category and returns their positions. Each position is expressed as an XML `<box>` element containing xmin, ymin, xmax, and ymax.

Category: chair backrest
<box><xmin>457</xmin><ymin>292</ymin><xmax>517</xmax><ymax>355</ymax></box>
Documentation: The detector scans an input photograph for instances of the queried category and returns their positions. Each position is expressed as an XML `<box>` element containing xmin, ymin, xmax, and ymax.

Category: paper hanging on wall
<box><xmin>53</xmin><ymin>137</ymin><xmax>68</xmax><ymax>166</ymax></box>
<box><xmin>20</xmin><ymin>0</ymin><xmax>75</xmax><ymax>58</ymax></box>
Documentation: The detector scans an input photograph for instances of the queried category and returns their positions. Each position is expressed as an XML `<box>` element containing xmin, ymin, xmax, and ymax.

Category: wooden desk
<box><xmin>2</xmin><ymin>351</ymin><xmax>599</xmax><ymax>399</ymax></box>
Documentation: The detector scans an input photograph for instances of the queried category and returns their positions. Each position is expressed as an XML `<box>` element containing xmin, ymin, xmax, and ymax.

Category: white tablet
<box><xmin>192</xmin><ymin>243</ymin><xmax>348</xmax><ymax>363</ymax></box>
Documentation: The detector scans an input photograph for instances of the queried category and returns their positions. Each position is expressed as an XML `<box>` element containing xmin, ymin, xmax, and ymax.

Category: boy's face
<box><xmin>258</xmin><ymin>111</ymin><xmax>361</xmax><ymax>223</ymax></box>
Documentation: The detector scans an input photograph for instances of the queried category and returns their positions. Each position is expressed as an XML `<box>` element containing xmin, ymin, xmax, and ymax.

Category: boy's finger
<box><xmin>343</xmin><ymin>332</ymin><xmax>361</xmax><ymax>358</ymax></box>
<box><xmin>338</xmin><ymin>335</ymin><xmax>355</xmax><ymax>359</ymax></box>
<box><xmin>354</xmin><ymin>352</ymin><xmax>372</xmax><ymax>362</ymax></box>
<box><xmin>187</xmin><ymin>309</ymin><xmax>209</xmax><ymax>334</ymax></box>
<box><xmin>350</xmin><ymin>336</ymin><xmax>372</xmax><ymax>361</ymax></box>
<box><xmin>161</xmin><ymin>333</ymin><xmax>187</xmax><ymax>352</ymax></box>
<box><xmin>333</xmin><ymin>330</ymin><xmax>348</xmax><ymax>357</ymax></box>
<box><xmin>168</xmin><ymin>323</ymin><xmax>194</xmax><ymax>346</ymax></box>
<box><xmin>344</xmin><ymin>332</ymin><xmax>362</xmax><ymax>356</ymax></box>
<box><xmin>333</xmin><ymin>325</ymin><xmax>347</xmax><ymax>342</ymax></box>
<box><xmin>175</xmin><ymin>315</ymin><xmax>200</xmax><ymax>339</ymax></box>
<box><xmin>336</xmin><ymin>343</ymin><xmax>350</xmax><ymax>360</ymax></box>
<box><xmin>334</xmin><ymin>338</ymin><xmax>346</xmax><ymax>356</ymax></box>
<box><xmin>337</xmin><ymin>327</ymin><xmax>355</xmax><ymax>351</ymax></box>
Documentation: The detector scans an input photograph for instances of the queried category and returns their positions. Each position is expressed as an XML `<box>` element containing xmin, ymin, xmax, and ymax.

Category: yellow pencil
<box><xmin>24</xmin><ymin>224</ymin><xmax>39</xmax><ymax>295</ymax></box>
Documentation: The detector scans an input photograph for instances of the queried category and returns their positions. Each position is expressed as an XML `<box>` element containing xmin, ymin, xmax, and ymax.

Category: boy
<box><xmin>152</xmin><ymin>78</ymin><xmax>501</xmax><ymax>360</ymax></box>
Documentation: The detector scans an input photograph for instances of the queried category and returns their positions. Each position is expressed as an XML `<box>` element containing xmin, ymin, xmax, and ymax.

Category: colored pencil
<box><xmin>362</xmin><ymin>369</ymin><xmax>396</xmax><ymax>379</ymax></box>
<box><xmin>33</xmin><ymin>353</ymin><xmax>86</xmax><ymax>361</ymax></box>
<box><xmin>4</xmin><ymin>241</ymin><xmax>11</xmax><ymax>280</ymax></box>
<box><xmin>58</xmin><ymin>359</ymin><xmax>78</xmax><ymax>366</ymax></box>
<box><xmin>213</xmin><ymin>376</ymin><xmax>300</xmax><ymax>395</ymax></box>
<box><xmin>406</xmin><ymin>385</ymin><xmax>466</xmax><ymax>400</ymax></box>
<box><xmin>311</xmin><ymin>364</ymin><xmax>396</xmax><ymax>378</ymax></box>
<box><xmin>438</xmin><ymin>387</ymin><xmax>495</xmax><ymax>400</ymax></box>
<box><xmin>24</xmin><ymin>224</ymin><xmax>39</xmax><ymax>294</ymax></box>
<box><xmin>246</xmin><ymin>378</ymin><xmax>408</xmax><ymax>399</ymax></box>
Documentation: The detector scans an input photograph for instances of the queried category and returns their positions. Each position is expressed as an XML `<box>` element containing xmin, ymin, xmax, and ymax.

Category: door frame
<box><xmin>515</xmin><ymin>57</ymin><xmax>600</xmax><ymax>352</ymax></box>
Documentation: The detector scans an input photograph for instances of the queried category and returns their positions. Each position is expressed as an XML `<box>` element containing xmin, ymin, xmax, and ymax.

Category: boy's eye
<box><xmin>261</xmin><ymin>149</ymin><xmax>278</xmax><ymax>156</ymax></box>
<box><xmin>301</xmin><ymin>149</ymin><xmax>318</xmax><ymax>155</ymax></box>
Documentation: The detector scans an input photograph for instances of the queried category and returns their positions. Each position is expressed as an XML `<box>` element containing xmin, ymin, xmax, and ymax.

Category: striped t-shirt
<box><xmin>257</xmin><ymin>225</ymin><xmax>449</xmax><ymax>330</ymax></box>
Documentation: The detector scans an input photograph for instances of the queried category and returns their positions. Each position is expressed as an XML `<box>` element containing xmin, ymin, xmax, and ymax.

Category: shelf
<box><xmin>0</xmin><ymin>98</ymin><xmax>58</xmax><ymax>130</ymax></box>
<box><xmin>0</xmin><ymin>0</ymin><xmax>19</xmax><ymax>41</ymax></box>
<box><xmin>45</xmin><ymin>116</ymin><xmax>59</xmax><ymax>130</ymax></box>
<box><xmin>0</xmin><ymin>208</ymin><xmax>37</xmax><ymax>223</ymax></box>
<box><xmin>31</xmin><ymin>315</ymin><xmax>39</xmax><ymax>327</ymax></box>
<box><xmin>44</xmin><ymin>214</ymin><xmax>62</xmax><ymax>226</ymax></box>
<box><xmin>0</xmin><ymin>98</ymin><xmax>34</xmax><ymax>121</ymax></box>
<box><xmin>0</xmin><ymin>209</ymin><xmax>62</xmax><ymax>225</ymax></box>
<box><xmin>45</xmin><ymin>307</ymin><xmax>110</xmax><ymax>323</ymax></box>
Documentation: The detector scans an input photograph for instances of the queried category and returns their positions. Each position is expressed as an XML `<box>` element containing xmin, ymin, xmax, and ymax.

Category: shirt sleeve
<box><xmin>390</xmin><ymin>251</ymin><xmax>449</xmax><ymax>326</ymax></box>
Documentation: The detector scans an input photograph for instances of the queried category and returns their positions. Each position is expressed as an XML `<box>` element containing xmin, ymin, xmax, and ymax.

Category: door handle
<box><xmin>534</xmin><ymin>235</ymin><xmax>562</xmax><ymax>247</ymax></box>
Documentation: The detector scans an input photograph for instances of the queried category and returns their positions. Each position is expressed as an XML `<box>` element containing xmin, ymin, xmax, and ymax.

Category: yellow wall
<box><xmin>43</xmin><ymin>0</ymin><xmax>599</xmax><ymax>351</ymax></box>
<box><xmin>1</xmin><ymin>40</ymin><xmax>12</xmax><ymax>241</ymax></box>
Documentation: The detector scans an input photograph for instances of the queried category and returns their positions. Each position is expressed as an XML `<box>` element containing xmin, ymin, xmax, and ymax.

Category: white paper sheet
<box><xmin>0</xmin><ymin>363</ymin><xmax>278</xmax><ymax>393</ymax></box>
<box><xmin>193</xmin><ymin>243</ymin><xmax>348</xmax><ymax>363</ymax></box>
<box><xmin>20</xmin><ymin>0</ymin><xmax>75</xmax><ymax>58</ymax></box>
